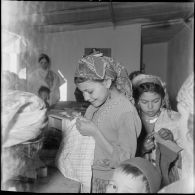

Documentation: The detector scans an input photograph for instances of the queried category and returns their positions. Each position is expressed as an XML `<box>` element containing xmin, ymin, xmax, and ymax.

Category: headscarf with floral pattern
<box><xmin>75</xmin><ymin>53</ymin><xmax>134</xmax><ymax>103</ymax></box>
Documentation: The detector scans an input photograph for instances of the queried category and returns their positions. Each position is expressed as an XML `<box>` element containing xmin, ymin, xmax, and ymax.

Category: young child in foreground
<box><xmin>106</xmin><ymin>157</ymin><xmax>161</xmax><ymax>193</ymax></box>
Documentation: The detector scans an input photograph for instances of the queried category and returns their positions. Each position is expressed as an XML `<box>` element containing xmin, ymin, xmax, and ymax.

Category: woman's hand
<box><xmin>158</xmin><ymin>128</ymin><xmax>174</xmax><ymax>141</ymax></box>
<box><xmin>76</xmin><ymin>117</ymin><xmax>98</xmax><ymax>137</ymax></box>
<box><xmin>142</xmin><ymin>133</ymin><xmax>155</xmax><ymax>154</ymax></box>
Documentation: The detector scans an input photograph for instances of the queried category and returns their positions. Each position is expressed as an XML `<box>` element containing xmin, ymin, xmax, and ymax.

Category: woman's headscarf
<box><xmin>132</xmin><ymin>74</ymin><xmax>170</xmax><ymax>109</ymax></box>
<box><xmin>75</xmin><ymin>53</ymin><xmax>134</xmax><ymax>103</ymax></box>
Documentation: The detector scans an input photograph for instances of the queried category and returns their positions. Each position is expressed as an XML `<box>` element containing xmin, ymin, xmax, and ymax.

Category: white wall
<box><xmin>40</xmin><ymin>24</ymin><xmax>141</xmax><ymax>100</ymax></box>
<box><xmin>143</xmin><ymin>42</ymin><xmax>168</xmax><ymax>83</ymax></box>
<box><xmin>167</xmin><ymin>22</ymin><xmax>194</xmax><ymax>110</ymax></box>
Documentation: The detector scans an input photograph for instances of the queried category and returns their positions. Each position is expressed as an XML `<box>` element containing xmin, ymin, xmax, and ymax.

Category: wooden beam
<box><xmin>109</xmin><ymin>1</ymin><xmax>115</xmax><ymax>26</ymax></box>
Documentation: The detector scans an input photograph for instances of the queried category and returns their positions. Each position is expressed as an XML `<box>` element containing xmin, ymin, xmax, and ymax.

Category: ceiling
<box><xmin>2</xmin><ymin>1</ymin><xmax>194</xmax><ymax>44</ymax></box>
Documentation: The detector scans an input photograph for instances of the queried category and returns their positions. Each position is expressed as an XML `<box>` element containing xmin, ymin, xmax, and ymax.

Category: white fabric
<box><xmin>55</xmin><ymin>117</ymin><xmax>95</xmax><ymax>193</ymax></box>
<box><xmin>2</xmin><ymin>90</ymin><xmax>47</xmax><ymax>147</ymax></box>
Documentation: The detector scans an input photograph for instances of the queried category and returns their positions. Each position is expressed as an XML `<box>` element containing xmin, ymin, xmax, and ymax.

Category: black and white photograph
<box><xmin>1</xmin><ymin>1</ymin><xmax>194</xmax><ymax>193</ymax></box>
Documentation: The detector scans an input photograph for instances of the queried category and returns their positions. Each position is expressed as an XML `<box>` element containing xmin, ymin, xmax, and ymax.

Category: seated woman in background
<box><xmin>106</xmin><ymin>157</ymin><xmax>161</xmax><ymax>193</ymax></box>
<box><xmin>27</xmin><ymin>53</ymin><xmax>60</xmax><ymax>106</ymax></box>
<box><xmin>159</xmin><ymin>73</ymin><xmax>194</xmax><ymax>193</ymax></box>
<box><xmin>73</xmin><ymin>53</ymin><xmax>141</xmax><ymax>192</ymax></box>
<box><xmin>132</xmin><ymin>74</ymin><xmax>181</xmax><ymax>187</ymax></box>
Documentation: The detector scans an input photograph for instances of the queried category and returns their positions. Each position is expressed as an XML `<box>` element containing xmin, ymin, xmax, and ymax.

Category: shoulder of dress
<box><xmin>164</xmin><ymin>109</ymin><xmax>180</xmax><ymax>120</ymax></box>
<box><xmin>84</xmin><ymin>105</ymin><xmax>97</xmax><ymax>118</ymax></box>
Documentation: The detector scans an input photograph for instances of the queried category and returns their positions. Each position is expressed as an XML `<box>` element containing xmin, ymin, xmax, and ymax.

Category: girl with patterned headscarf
<box><xmin>132</xmin><ymin>74</ymin><xmax>182</xmax><ymax>187</ymax></box>
<box><xmin>73</xmin><ymin>53</ymin><xmax>141</xmax><ymax>192</ymax></box>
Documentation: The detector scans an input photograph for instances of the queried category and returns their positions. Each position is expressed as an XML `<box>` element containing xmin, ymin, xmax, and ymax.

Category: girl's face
<box><xmin>106</xmin><ymin>169</ymin><xmax>147</xmax><ymax>193</ymax></box>
<box><xmin>138</xmin><ymin>92</ymin><xmax>162</xmax><ymax>117</ymax></box>
<box><xmin>77</xmin><ymin>80</ymin><xmax>110</xmax><ymax>108</ymax></box>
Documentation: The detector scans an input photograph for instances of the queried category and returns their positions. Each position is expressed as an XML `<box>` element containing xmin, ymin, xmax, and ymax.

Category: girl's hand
<box><xmin>158</xmin><ymin>128</ymin><xmax>174</xmax><ymax>141</ymax></box>
<box><xmin>142</xmin><ymin>133</ymin><xmax>155</xmax><ymax>154</ymax></box>
<box><xmin>76</xmin><ymin>117</ymin><xmax>98</xmax><ymax>137</ymax></box>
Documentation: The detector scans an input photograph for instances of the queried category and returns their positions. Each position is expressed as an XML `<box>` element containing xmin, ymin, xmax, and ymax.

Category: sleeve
<box><xmin>84</xmin><ymin>105</ymin><xmax>97</xmax><ymax>120</ymax></box>
<box><xmin>109</xmin><ymin>111</ymin><xmax>142</xmax><ymax>167</ymax></box>
<box><xmin>49</xmin><ymin>72</ymin><xmax>61</xmax><ymax>105</ymax></box>
<box><xmin>51</xmin><ymin>71</ymin><xmax>61</xmax><ymax>90</ymax></box>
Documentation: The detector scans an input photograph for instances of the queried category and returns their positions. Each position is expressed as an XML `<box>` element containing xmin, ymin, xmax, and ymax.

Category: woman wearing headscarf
<box><xmin>73</xmin><ymin>53</ymin><xmax>141</xmax><ymax>192</ymax></box>
<box><xmin>132</xmin><ymin>74</ymin><xmax>182</xmax><ymax>187</ymax></box>
<box><xmin>27</xmin><ymin>53</ymin><xmax>60</xmax><ymax>106</ymax></box>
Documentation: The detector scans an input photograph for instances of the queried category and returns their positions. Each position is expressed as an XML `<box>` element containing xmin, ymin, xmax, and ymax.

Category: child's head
<box><xmin>106</xmin><ymin>157</ymin><xmax>161</xmax><ymax>193</ymax></box>
<box><xmin>132</xmin><ymin>74</ymin><xmax>167</xmax><ymax>117</ymax></box>
<box><xmin>74</xmin><ymin>54</ymin><xmax>133</xmax><ymax>107</ymax></box>
<box><xmin>38</xmin><ymin>86</ymin><xmax>50</xmax><ymax>102</ymax></box>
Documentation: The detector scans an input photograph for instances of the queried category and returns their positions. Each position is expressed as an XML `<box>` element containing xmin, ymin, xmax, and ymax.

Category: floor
<box><xmin>32</xmin><ymin>166</ymin><xmax>81</xmax><ymax>193</ymax></box>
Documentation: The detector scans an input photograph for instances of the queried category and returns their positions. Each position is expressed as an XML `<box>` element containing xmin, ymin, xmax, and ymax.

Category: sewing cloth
<box><xmin>155</xmin><ymin>142</ymin><xmax>180</xmax><ymax>187</ymax></box>
<box><xmin>2</xmin><ymin>90</ymin><xmax>47</xmax><ymax>148</ymax></box>
<box><xmin>75</xmin><ymin>54</ymin><xmax>134</xmax><ymax>103</ymax></box>
<box><xmin>142</xmin><ymin>108</ymin><xmax>181</xmax><ymax>162</ymax></box>
<box><xmin>55</xmin><ymin>117</ymin><xmax>95</xmax><ymax>193</ymax></box>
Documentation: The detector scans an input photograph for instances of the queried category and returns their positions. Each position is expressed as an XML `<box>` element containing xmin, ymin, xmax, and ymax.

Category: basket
<box><xmin>21</xmin><ymin>135</ymin><xmax>44</xmax><ymax>159</ymax></box>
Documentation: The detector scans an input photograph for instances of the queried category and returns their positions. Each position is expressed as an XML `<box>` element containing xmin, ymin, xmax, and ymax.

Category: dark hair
<box><xmin>129</xmin><ymin>70</ymin><xmax>141</xmax><ymax>81</ymax></box>
<box><xmin>38</xmin><ymin>86</ymin><xmax>50</xmax><ymax>94</ymax></box>
<box><xmin>38</xmin><ymin>53</ymin><xmax>50</xmax><ymax>64</ymax></box>
<box><xmin>74</xmin><ymin>77</ymin><xmax>104</xmax><ymax>84</ymax></box>
<box><xmin>74</xmin><ymin>76</ymin><xmax>118</xmax><ymax>91</ymax></box>
<box><xmin>118</xmin><ymin>163</ymin><xmax>150</xmax><ymax>193</ymax></box>
<box><xmin>133</xmin><ymin>82</ymin><xmax>165</xmax><ymax>104</ymax></box>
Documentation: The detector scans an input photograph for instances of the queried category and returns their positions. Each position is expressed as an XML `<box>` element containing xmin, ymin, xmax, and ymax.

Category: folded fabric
<box><xmin>155</xmin><ymin>142</ymin><xmax>180</xmax><ymax>187</ymax></box>
<box><xmin>55</xmin><ymin>117</ymin><xmax>95</xmax><ymax>193</ymax></box>
<box><xmin>154</xmin><ymin>133</ymin><xmax>183</xmax><ymax>153</ymax></box>
<box><xmin>2</xmin><ymin>90</ymin><xmax>48</xmax><ymax>147</ymax></box>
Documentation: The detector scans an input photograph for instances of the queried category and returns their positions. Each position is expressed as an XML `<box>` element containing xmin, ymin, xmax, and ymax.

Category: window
<box><xmin>58</xmin><ymin>70</ymin><xmax>67</xmax><ymax>101</ymax></box>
